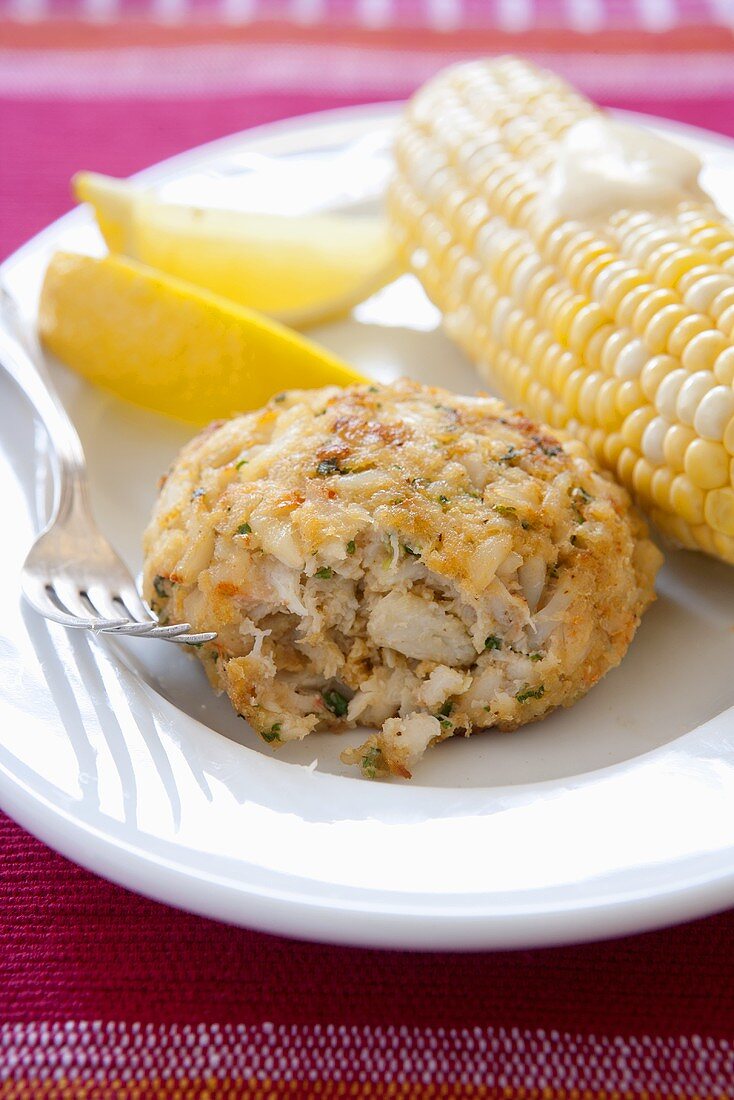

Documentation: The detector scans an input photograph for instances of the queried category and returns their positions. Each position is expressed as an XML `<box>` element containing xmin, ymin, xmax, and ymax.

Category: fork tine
<box><xmin>93</xmin><ymin>620</ymin><xmax>158</xmax><ymax>636</ymax></box>
<box><xmin>117</xmin><ymin>582</ymin><xmax>155</xmax><ymax>623</ymax></box>
<box><xmin>46</xmin><ymin>579</ymin><xmax>129</xmax><ymax>629</ymax></box>
<box><xmin>84</xmin><ymin>582</ymin><xmax>133</xmax><ymax>624</ymax></box>
<box><xmin>145</xmin><ymin>622</ymin><xmax>198</xmax><ymax>638</ymax></box>
<box><xmin>52</xmin><ymin>578</ymin><xmax>99</xmax><ymax>619</ymax></box>
<box><xmin>168</xmin><ymin>631</ymin><xmax>218</xmax><ymax>645</ymax></box>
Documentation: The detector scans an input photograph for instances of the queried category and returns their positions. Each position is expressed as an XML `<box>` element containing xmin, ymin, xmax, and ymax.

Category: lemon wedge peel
<box><xmin>73</xmin><ymin>171</ymin><xmax>401</xmax><ymax>328</ymax></box>
<box><xmin>39</xmin><ymin>250</ymin><xmax>367</xmax><ymax>425</ymax></box>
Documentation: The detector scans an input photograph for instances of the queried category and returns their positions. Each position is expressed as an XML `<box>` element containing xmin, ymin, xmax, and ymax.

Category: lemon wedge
<box><xmin>73</xmin><ymin>171</ymin><xmax>400</xmax><ymax>328</ymax></box>
<box><xmin>39</xmin><ymin>251</ymin><xmax>366</xmax><ymax>424</ymax></box>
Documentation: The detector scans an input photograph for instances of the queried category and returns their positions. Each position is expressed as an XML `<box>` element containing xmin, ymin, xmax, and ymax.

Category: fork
<box><xmin>0</xmin><ymin>286</ymin><xmax>215</xmax><ymax>645</ymax></box>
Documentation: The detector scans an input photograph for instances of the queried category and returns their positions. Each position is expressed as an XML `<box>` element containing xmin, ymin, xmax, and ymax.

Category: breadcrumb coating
<box><xmin>143</xmin><ymin>380</ymin><xmax>661</xmax><ymax>778</ymax></box>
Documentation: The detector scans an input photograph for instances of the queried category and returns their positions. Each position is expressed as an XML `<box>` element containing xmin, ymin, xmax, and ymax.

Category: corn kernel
<box><xmin>670</xmin><ymin>474</ymin><xmax>705</xmax><ymax>525</ymax></box>
<box><xmin>661</xmin><ymin>511</ymin><xmax>699</xmax><ymax>549</ymax></box>
<box><xmin>684</xmin><ymin>272</ymin><xmax>733</xmax><ymax>313</ymax></box>
<box><xmin>641</xmin><ymin>416</ymin><xmax>669</xmax><ymax>465</ymax></box>
<box><xmin>644</xmin><ymin>304</ymin><xmax>688</xmax><ymax>354</ymax></box>
<box><xmin>568</xmin><ymin>303</ymin><xmax>606</xmax><ymax>355</ymax></box>
<box><xmin>588</xmin><ymin>428</ymin><xmax>607</xmax><ymax>463</ymax></box>
<box><xmin>654</xmin><ymin>368</ymin><xmax>688</xmax><ymax>418</ymax></box>
<box><xmin>693</xmin><ymin>385</ymin><xmax>734</xmax><ymax>440</ymax></box>
<box><xmin>601</xmin><ymin>330</ymin><xmax>629</xmax><ymax>375</ymax></box>
<box><xmin>724</xmin><ymin>416</ymin><xmax>734</xmax><ymax>455</ymax></box>
<box><xmin>621</xmin><ymin>406</ymin><xmax>655</xmax><ymax>449</ymax></box>
<box><xmin>600</xmin><ymin>269</ymin><xmax>647</xmax><ymax>314</ymax></box>
<box><xmin>614</xmin><ymin>338</ymin><xmax>647</xmax><ymax>381</ymax></box>
<box><xmin>681</xmin><ymin>330</ymin><xmax>729</xmax><ymax>373</ymax></box>
<box><xmin>577</xmin><ymin>254</ymin><xmax>614</xmax><ymax>298</ymax></box>
<box><xmin>632</xmin><ymin>287</ymin><xmax>678</xmax><ymax>332</ymax></box>
<box><xmin>603</xmin><ymin>431</ymin><xmax>625</xmax><ymax>466</ymax></box>
<box><xmin>712</xmin><ymin>531</ymin><xmax>734</xmax><ymax>563</ymax></box>
<box><xmin>656</xmin><ymin>248</ymin><xmax>711</xmax><ymax>287</ymax></box>
<box><xmin>667</xmin><ymin>313</ymin><xmax>711</xmax><ymax>357</ymax></box>
<box><xmin>705</xmin><ymin>486</ymin><xmax>734</xmax><ymax>535</ymax></box>
<box><xmin>641</xmin><ymin>354</ymin><xmax>677</xmax><ymax>401</ymax></box>
<box><xmin>617</xmin><ymin>379</ymin><xmax>644</xmax><ymax>417</ymax></box>
<box><xmin>684</xmin><ymin>438</ymin><xmax>730</xmax><ymax>489</ymax></box>
<box><xmin>616</xmin><ymin>446</ymin><xmax>638</xmax><ymax>486</ymax></box>
<box><xmin>564</xmin><ymin>368</ymin><xmax>587</xmax><ymax>415</ymax></box>
<box><xmin>596</xmin><ymin>378</ymin><xmax>621</xmax><ymax>429</ymax></box>
<box><xmin>577</xmin><ymin>372</ymin><xmax>603</xmax><ymax>423</ymax></box>
<box><xmin>586</xmin><ymin>323</ymin><xmax>615</xmax><ymax>371</ymax></box>
<box><xmin>651</xmin><ymin>467</ymin><xmax>674</xmax><ymax>510</ymax></box>
<box><xmin>550</xmin><ymin>349</ymin><xmax>575</xmax><ymax>392</ymax></box>
<box><xmin>617</xmin><ymin>284</ymin><xmax>652</xmax><ymax>328</ymax></box>
<box><xmin>716</xmin><ymin>304</ymin><xmax>734</xmax><ymax>338</ymax></box>
<box><xmin>632</xmin><ymin>456</ymin><xmax>655</xmax><ymax>502</ymax></box>
<box><xmin>663</xmin><ymin>423</ymin><xmax>696</xmax><ymax>472</ymax></box>
<box><xmin>691</xmin><ymin>524</ymin><xmax>717</xmax><ymax>555</ymax></box>
<box><xmin>676</xmin><ymin>370</ymin><xmax>716</xmax><ymax>426</ymax></box>
<box><xmin>714</xmin><ymin>347</ymin><xmax>734</xmax><ymax>386</ymax></box>
<box><xmin>553</xmin><ymin>294</ymin><xmax>585</xmax><ymax>346</ymax></box>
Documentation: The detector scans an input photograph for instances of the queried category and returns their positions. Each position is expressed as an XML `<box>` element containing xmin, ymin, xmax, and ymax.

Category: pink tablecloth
<box><xmin>2</xmin><ymin>2</ymin><xmax>734</xmax><ymax>1096</ymax></box>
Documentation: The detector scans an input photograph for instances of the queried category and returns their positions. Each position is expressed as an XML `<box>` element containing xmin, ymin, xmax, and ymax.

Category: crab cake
<box><xmin>143</xmin><ymin>380</ymin><xmax>661</xmax><ymax>779</ymax></box>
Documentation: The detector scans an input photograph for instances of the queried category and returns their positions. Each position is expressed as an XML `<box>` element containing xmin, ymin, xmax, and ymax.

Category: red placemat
<box><xmin>2</xmin><ymin>2</ymin><xmax>734</xmax><ymax>1095</ymax></box>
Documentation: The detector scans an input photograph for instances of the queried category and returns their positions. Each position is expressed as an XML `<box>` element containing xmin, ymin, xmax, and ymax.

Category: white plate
<box><xmin>2</xmin><ymin>103</ymin><xmax>734</xmax><ymax>950</ymax></box>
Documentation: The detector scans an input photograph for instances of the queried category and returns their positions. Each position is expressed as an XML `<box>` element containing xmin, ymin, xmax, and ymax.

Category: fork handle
<box><xmin>0</xmin><ymin>287</ymin><xmax>89</xmax><ymax>525</ymax></box>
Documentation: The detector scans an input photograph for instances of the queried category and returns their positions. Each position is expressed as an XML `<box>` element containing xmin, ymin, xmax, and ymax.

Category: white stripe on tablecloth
<box><xmin>1</xmin><ymin>1022</ymin><xmax>733</xmax><ymax>1092</ymax></box>
<box><xmin>151</xmin><ymin>0</ymin><xmax>188</xmax><ymax>23</ymax></box>
<box><xmin>496</xmin><ymin>0</ymin><xmax>534</xmax><ymax>31</ymax></box>
<box><xmin>290</xmin><ymin>0</ymin><xmax>326</xmax><ymax>24</ymax></box>
<box><xmin>637</xmin><ymin>0</ymin><xmax>677</xmax><ymax>30</ymax></box>
<box><xmin>566</xmin><ymin>0</ymin><xmax>605</xmax><ymax>32</ymax></box>
<box><xmin>220</xmin><ymin>0</ymin><xmax>257</xmax><ymax>24</ymax></box>
<box><xmin>356</xmin><ymin>0</ymin><xmax>393</xmax><ymax>28</ymax></box>
<box><xmin>5</xmin><ymin>0</ymin><xmax>48</xmax><ymax>22</ymax></box>
<box><xmin>2</xmin><ymin>42</ymin><xmax>734</xmax><ymax>99</ymax></box>
<box><xmin>80</xmin><ymin>0</ymin><xmax>120</xmax><ymax>22</ymax></box>
<box><xmin>427</xmin><ymin>0</ymin><xmax>462</xmax><ymax>31</ymax></box>
<box><xmin>708</xmin><ymin>0</ymin><xmax>734</xmax><ymax>26</ymax></box>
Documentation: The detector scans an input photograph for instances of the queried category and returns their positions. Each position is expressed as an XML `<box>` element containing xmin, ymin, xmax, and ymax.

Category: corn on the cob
<box><xmin>388</xmin><ymin>56</ymin><xmax>734</xmax><ymax>564</ymax></box>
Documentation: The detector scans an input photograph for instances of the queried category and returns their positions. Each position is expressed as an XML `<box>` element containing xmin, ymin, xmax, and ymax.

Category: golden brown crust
<box><xmin>143</xmin><ymin>380</ymin><xmax>662</xmax><ymax>778</ymax></box>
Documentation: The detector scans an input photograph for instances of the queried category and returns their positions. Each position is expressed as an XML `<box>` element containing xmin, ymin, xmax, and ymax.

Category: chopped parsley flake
<box><xmin>316</xmin><ymin>458</ymin><xmax>348</xmax><ymax>477</ymax></box>
<box><xmin>484</xmin><ymin>635</ymin><xmax>502</xmax><ymax>650</ymax></box>
<box><xmin>529</xmin><ymin>653</ymin><xmax>543</xmax><ymax>662</ymax></box>
<box><xmin>323</xmin><ymin>689</ymin><xmax>349</xmax><ymax>718</ymax></box>
<box><xmin>237</xmin><ymin>522</ymin><xmax>252</xmax><ymax>535</ymax></box>
<box><xmin>499</xmin><ymin>445</ymin><xmax>523</xmax><ymax>466</ymax></box>
<box><xmin>493</xmin><ymin>504</ymin><xmax>517</xmax><ymax>518</ymax></box>
<box><xmin>153</xmin><ymin>575</ymin><xmax>169</xmax><ymax>599</ymax></box>
<box><xmin>235</xmin><ymin>458</ymin><xmax>248</xmax><ymax>470</ymax></box>
<box><xmin>438</xmin><ymin>494</ymin><xmax>449</xmax><ymax>505</ymax></box>
<box><xmin>315</xmin><ymin>566</ymin><xmax>333</xmax><ymax>579</ymax></box>
<box><xmin>346</xmin><ymin>540</ymin><xmax>356</xmax><ymax>556</ymax></box>
<box><xmin>362</xmin><ymin>746</ymin><xmax>382</xmax><ymax>778</ymax></box>
<box><xmin>273</xmin><ymin>393</ymin><xmax>286</xmax><ymax>403</ymax></box>
<box><xmin>368</xmin><ymin>385</ymin><xmax>380</xmax><ymax>393</ymax></box>
<box><xmin>516</xmin><ymin>684</ymin><xmax>545</xmax><ymax>704</ymax></box>
<box><xmin>570</xmin><ymin>486</ymin><xmax>593</xmax><ymax>522</ymax></box>
<box><xmin>438</xmin><ymin>700</ymin><xmax>454</xmax><ymax>718</ymax></box>
<box><xmin>534</xmin><ymin>436</ymin><xmax>562</xmax><ymax>458</ymax></box>
<box><xmin>261</xmin><ymin>724</ymin><xmax>282</xmax><ymax>743</ymax></box>
<box><xmin>403</xmin><ymin>544</ymin><xmax>420</xmax><ymax>557</ymax></box>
